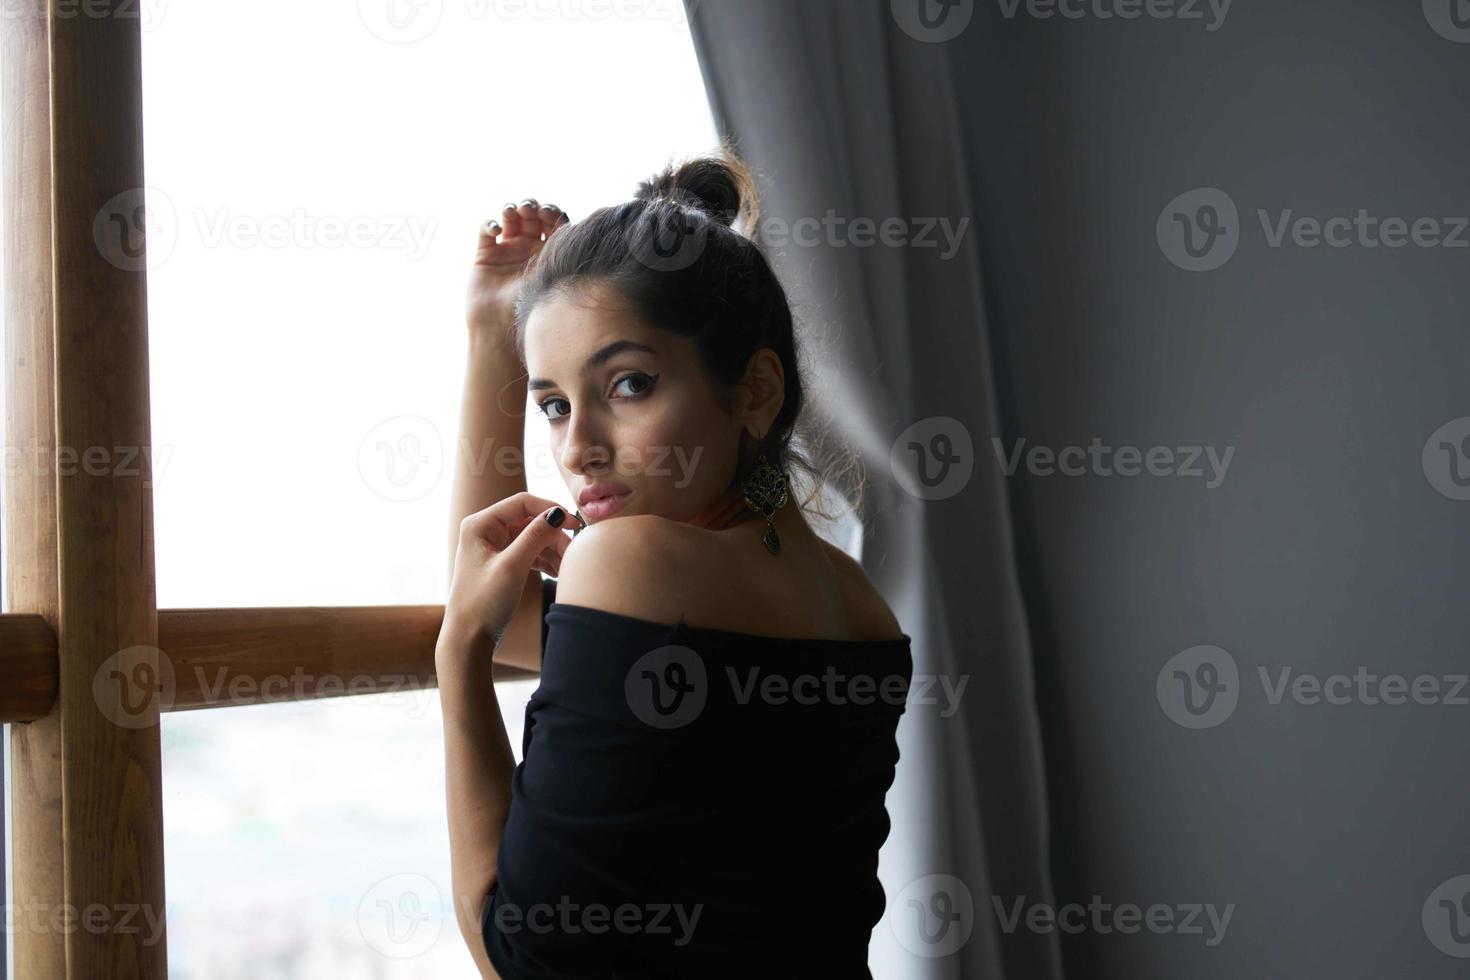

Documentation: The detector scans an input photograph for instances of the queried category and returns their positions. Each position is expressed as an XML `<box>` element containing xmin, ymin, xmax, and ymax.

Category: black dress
<box><xmin>480</xmin><ymin>577</ymin><xmax>914</xmax><ymax>979</ymax></box>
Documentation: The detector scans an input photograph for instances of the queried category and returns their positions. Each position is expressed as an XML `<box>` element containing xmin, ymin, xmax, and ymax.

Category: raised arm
<box><xmin>449</xmin><ymin>199</ymin><xmax>571</xmax><ymax>673</ymax></box>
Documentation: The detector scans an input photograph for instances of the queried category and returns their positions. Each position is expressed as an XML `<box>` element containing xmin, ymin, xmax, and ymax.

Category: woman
<box><xmin>437</xmin><ymin>145</ymin><xmax>913</xmax><ymax>979</ymax></box>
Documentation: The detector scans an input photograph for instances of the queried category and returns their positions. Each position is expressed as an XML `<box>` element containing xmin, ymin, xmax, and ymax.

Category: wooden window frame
<box><xmin>1</xmin><ymin>5</ymin><xmax>530</xmax><ymax>975</ymax></box>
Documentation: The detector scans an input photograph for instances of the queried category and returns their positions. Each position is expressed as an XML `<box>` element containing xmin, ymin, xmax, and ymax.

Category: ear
<box><xmin>735</xmin><ymin>347</ymin><xmax>785</xmax><ymax>436</ymax></box>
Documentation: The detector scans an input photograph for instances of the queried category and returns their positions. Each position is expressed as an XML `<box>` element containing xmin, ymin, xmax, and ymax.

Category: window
<box><xmin>141</xmin><ymin>5</ymin><xmax>717</xmax><ymax>975</ymax></box>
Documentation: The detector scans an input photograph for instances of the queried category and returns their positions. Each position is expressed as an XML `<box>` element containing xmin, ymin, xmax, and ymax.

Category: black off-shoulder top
<box><xmin>481</xmin><ymin>577</ymin><xmax>914</xmax><ymax>979</ymax></box>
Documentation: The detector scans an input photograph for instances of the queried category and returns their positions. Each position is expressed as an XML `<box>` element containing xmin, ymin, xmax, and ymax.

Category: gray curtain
<box><xmin>683</xmin><ymin>3</ymin><xmax>1064</xmax><ymax>977</ymax></box>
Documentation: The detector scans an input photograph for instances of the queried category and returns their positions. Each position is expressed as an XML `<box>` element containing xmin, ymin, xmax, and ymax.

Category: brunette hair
<box><xmin>513</xmin><ymin>139</ymin><xmax>864</xmax><ymax>523</ymax></box>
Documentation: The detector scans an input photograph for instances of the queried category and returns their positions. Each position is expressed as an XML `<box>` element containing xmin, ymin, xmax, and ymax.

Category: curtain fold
<box><xmin>682</xmin><ymin>3</ymin><xmax>1065</xmax><ymax>977</ymax></box>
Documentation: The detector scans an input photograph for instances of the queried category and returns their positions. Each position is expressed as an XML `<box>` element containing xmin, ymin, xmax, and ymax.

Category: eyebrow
<box><xmin>527</xmin><ymin>340</ymin><xmax>658</xmax><ymax>391</ymax></box>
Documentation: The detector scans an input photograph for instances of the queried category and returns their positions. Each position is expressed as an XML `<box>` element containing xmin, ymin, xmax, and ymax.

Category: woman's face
<box><xmin>523</xmin><ymin>283</ymin><xmax>745</xmax><ymax>525</ymax></box>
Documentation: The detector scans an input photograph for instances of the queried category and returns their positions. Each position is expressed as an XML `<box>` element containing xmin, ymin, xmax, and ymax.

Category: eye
<box><xmin>611</xmin><ymin>371</ymin><xmax>658</xmax><ymax>398</ymax></box>
<box><xmin>534</xmin><ymin>372</ymin><xmax>658</xmax><ymax>424</ymax></box>
<box><xmin>534</xmin><ymin>397</ymin><xmax>569</xmax><ymax>422</ymax></box>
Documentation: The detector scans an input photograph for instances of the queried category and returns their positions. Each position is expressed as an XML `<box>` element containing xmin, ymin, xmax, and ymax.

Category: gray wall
<box><xmin>945</xmin><ymin>1</ymin><xmax>1470</xmax><ymax>977</ymax></box>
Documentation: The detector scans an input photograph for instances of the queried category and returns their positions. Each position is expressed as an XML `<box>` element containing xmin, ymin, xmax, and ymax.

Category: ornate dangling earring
<box><xmin>740</xmin><ymin>451</ymin><xmax>790</xmax><ymax>555</ymax></box>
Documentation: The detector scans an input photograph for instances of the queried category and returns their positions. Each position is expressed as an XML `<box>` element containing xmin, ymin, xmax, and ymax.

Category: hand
<box><xmin>466</xmin><ymin>198</ymin><xmax>571</xmax><ymax>353</ymax></box>
<box><xmin>442</xmin><ymin>492</ymin><xmax>575</xmax><ymax>651</ymax></box>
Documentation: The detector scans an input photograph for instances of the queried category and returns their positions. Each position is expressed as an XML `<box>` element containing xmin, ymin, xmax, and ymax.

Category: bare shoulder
<box><xmin>817</xmin><ymin>539</ymin><xmax>906</xmax><ymax>641</ymax></box>
<box><xmin>551</xmin><ymin>514</ymin><xmax>697</xmax><ymax>625</ymax></box>
<box><xmin>554</xmin><ymin>515</ymin><xmax>905</xmax><ymax>642</ymax></box>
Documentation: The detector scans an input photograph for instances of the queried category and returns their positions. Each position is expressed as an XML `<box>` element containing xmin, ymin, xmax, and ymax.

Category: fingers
<box><xmin>534</xmin><ymin>520</ymin><xmax>573</xmax><ymax>575</ymax></box>
<box><xmin>515</xmin><ymin>198</ymin><xmax>542</xmax><ymax>238</ymax></box>
<box><xmin>538</xmin><ymin>203</ymin><xmax>568</xmax><ymax>240</ymax></box>
<box><xmin>492</xmin><ymin>197</ymin><xmax>566</xmax><ymax>243</ymax></box>
<box><xmin>499</xmin><ymin>504</ymin><xmax>574</xmax><ymax>574</ymax></box>
<box><xmin>460</xmin><ymin>491</ymin><xmax>568</xmax><ymax>550</ymax></box>
<box><xmin>500</xmin><ymin>201</ymin><xmax>524</xmax><ymax>239</ymax></box>
<box><xmin>478</xmin><ymin>216</ymin><xmax>502</xmax><ymax>247</ymax></box>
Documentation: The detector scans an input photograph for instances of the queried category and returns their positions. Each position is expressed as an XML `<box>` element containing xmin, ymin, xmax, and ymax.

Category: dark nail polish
<box><xmin>546</xmin><ymin>507</ymin><xmax>565</xmax><ymax>528</ymax></box>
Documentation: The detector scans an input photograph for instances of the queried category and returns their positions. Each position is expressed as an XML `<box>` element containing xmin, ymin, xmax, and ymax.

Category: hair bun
<box><xmin>634</xmin><ymin>143</ymin><xmax>760</xmax><ymax>235</ymax></box>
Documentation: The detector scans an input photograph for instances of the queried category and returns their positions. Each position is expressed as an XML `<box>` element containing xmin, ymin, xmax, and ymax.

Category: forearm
<box><xmin>437</xmin><ymin>625</ymin><xmax>515</xmax><ymax>978</ymax></box>
<box><xmin>450</xmin><ymin>324</ymin><xmax>530</xmax><ymax>577</ymax></box>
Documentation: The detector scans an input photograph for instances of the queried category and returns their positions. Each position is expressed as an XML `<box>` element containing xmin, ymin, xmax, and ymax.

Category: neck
<box><xmin>689</xmin><ymin>480</ymin><xmax>759</xmax><ymax>532</ymax></box>
<box><xmin>689</xmin><ymin>475</ymin><xmax>809</xmax><ymax>553</ymax></box>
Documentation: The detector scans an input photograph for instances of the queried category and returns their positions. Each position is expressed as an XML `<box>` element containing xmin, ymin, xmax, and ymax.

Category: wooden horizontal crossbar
<box><xmin>0</xmin><ymin>606</ymin><xmax>535</xmax><ymax>723</ymax></box>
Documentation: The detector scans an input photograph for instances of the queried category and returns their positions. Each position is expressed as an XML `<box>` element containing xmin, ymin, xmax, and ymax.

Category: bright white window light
<box><xmin>142</xmin><ymin>5</ymin><xmax>716</xmax><ymax>977</ymax></box>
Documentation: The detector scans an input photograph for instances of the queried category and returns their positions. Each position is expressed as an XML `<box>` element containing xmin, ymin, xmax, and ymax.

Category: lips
<box><xmin>577</xmin><ymin>482</ymin><xmax>633</xmax><ymax>521</ymax></box>
<box><xmin>578</xmin><ymin>489</ymin><xmax>632</xmax><ymax>521</ymax></box>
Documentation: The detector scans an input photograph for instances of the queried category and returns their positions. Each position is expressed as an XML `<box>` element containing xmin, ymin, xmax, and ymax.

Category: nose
<box><xmin>558</xmin><ymin>411</ymin><xmax>614</xmax><ymax>478</ymax></box>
